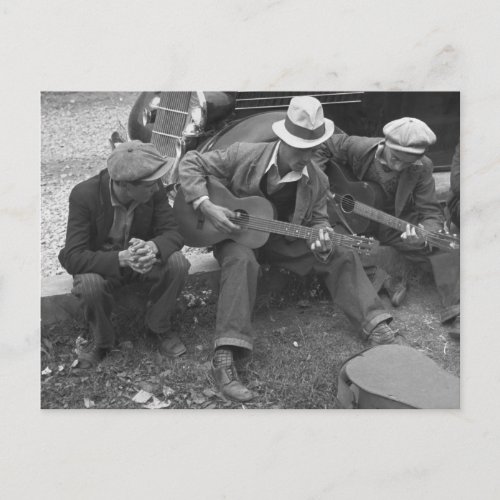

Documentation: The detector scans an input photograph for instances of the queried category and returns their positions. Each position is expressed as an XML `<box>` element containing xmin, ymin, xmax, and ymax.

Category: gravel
<box><xmin>41</xmin><ymin>92</ymin><xmax>141</xmax><ymax>277</ymax></box>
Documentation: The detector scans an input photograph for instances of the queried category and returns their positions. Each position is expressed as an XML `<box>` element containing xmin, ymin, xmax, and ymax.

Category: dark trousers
<box><xmin>213</xmin><ymin>236</ymin><xmax>391</xmax><ymax>352</ymax></box>
<box><xmin>72</xmin><ymin>251</ymin><xmax>190</xmax><ymax>349</ymax></box>
<box><xmin>378</xmin><ymin>222</ymin><xmax>460</xmax><ymax>322</ymax></box>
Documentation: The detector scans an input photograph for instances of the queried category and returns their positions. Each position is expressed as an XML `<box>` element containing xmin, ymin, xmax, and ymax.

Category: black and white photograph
<box><xmin>3</xmin><ymin>1</ymin><xmax>500</xmax><ymax>498</ymax></box>
<box><xmin>41</xmin><ymin>91</ymin><xmax>460</xmax><ymax>409</ymax></box>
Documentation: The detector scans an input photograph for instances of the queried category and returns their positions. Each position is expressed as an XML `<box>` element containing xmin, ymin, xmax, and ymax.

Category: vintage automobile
<box><xmin>121</xmin><ymin>91</ymin><xmax>459</xmax><ymax>216</ymax></box>
<box><xmin>126</xmin><ymin>91</ymin><xmax>458</xmax><ymax>171</ymax></box>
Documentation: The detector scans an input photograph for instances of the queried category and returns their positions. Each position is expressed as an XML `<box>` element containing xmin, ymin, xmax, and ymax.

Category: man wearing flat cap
<box><xmin>178</xmin><ymin>96</ymin><xmax>399</xmax><ymax>402</ymax></box>
<box><xmin>59</xmin><ymin>141</ymin><xmax>190</xmax><ymax>368</ymax></box>
<box><xmin>314</xmin><ymin>117</ymin><xmax>460</xmax><ymax>338</ymax></box>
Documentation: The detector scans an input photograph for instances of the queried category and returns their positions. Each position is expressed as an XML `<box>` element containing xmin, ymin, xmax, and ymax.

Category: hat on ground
<box><xmin>383</xmin><ymin>117</ymin><xmax>436</xmax><ymax>155</ymax></box>
<box><xmin>272</xmin><ymin>96</ymin><xmax>334</xmax><ymax>149</ymax></box>
<box><xmin>107</xmin><ymin>141</ymin><xmax>168</xmax><ymax>182</ymax></box>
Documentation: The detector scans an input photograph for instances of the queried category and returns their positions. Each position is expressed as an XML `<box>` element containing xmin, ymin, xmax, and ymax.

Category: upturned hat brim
<box><xmin>272</xmin><ymin>118</ymin><xmax>334</xmax><ymax>149</ymax></box>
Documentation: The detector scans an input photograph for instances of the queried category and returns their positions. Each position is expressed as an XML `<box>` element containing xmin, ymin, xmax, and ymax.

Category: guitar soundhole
<box><xmin>340</xmin><ymin>194</ymin><xmax>355</xmax><ymax>214</ymax></box>
<box><xmin>234</xmin><ymin>209</ymin><xmax>250</xmax><ymax>229</ymax></box>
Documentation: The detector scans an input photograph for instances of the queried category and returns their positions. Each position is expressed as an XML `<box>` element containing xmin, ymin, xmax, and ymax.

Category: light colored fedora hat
<box><xmin>272</xmin><ymin>96</ymin><xmax>334</xmax><ymax>149</ymax></box>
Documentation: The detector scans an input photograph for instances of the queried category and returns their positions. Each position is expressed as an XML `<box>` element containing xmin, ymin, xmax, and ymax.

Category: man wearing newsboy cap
<box><xmin>314</xmin><ymin>117</ymin><xmax>460</xmax><ymax>338</ymax></box>
<box><xmin>178</xmin><ymin>96</ymin><xmax>399</xmax><ymax>402</ymax></box>
<box><xmin>59</xmin><ymin>141</ymin><xmax>190</xmax><ymax>368</ymax></box>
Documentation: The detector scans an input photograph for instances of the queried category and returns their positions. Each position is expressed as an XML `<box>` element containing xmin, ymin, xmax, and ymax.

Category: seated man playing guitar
<box><xmin>314</xmin><ymin>117</ymin><xmax>460</xmax><ymax>340</ymax></box>
<box><xmin>178</xmin><ymin>96</ymin><xmax>400</xmax><ymax>403</ymax></box>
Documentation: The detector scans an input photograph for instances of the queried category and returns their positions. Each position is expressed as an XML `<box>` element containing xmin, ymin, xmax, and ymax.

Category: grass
<box><xmin>41</xmin><ymin>270</ymin><xmax>460</xmax><ymax>410</ymax></box>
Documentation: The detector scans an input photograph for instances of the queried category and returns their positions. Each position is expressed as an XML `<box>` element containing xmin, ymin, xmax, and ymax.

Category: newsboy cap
<box><xmin>383</xmin><ymin>117</ymin><xmax>436</xmax><ymax>155</ymax></box>
<box><xmin>107</xmin><ymin>141</ymin><xmax>168</xmax><ymax>182</ymax></box>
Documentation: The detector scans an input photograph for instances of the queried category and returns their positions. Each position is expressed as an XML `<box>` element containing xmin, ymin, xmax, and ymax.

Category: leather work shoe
<box><xmin>382</xmin><ymin>276</ymin><xmax>408</xmax><ymax>307</ymax></box>
<box><xmin>159</xmin><ymin>334</ymin><xmax>187</xmax><ymax>358</ymax></box>
<box><xmin>364</xmin><ymin>322</ymin><xmax>403</xmax><ymax>346</ymax></box>
<box><xmin>211</xmin><ymin>361</ymin><xmax>254</xmax><ymax>402</ymax></box>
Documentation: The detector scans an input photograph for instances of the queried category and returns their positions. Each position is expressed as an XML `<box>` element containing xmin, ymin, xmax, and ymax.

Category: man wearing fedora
<box><xmin>178</xmin><ymin>96</ymin><xmax>399</xmax><ymax>402</ymax></box>
<box><xmin>314</xmin><ymin>117</ymin><xmax>460</xmax><ymax>339</ymax></box>
<box><xmin>59</xmin><ymin>141</ymin><xmax>190</xmax><ymax>368</ymax></box>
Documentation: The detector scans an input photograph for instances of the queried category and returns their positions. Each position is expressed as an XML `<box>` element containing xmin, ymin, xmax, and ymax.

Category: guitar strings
<box><xmin>227</xmin><ymin>214</ymin><xmax>373</xmax><ymax>248</ymax></box>
<box><xmin>336</xmin><ymin>195</ymin><xmax>459</xmax><ymax>249</ymax></box>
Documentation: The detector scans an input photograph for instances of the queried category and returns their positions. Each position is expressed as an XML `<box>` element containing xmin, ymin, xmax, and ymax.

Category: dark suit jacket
<box><xmin>314</xmin><ymin>134</ymin><xmax>444</xmax><ymax>233</ymax></box>
<box><xmin>58</xmin><ymin>169</ymin><xmax>184</xmax><ymax>278</ymax></box>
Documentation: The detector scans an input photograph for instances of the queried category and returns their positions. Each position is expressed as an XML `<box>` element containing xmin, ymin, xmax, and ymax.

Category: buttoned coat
<box><xmin>315</xmin><ymin>134</ymin><xmax>444</xmax><ymax>233</ymax></box>
<box><xmin>58</xmin><ymin>169</ymin><xmax>184</xmax><ymax>278</ymax></box>
<box><xmin>179</xmin><ymin>141</ymin><xmax>331</xmax><ymax>230</ymax></box>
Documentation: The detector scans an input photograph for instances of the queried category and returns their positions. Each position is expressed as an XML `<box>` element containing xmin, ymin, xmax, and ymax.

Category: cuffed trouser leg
<box><xmin>318</xmin><ymin>247</ymin><xmax>392</xmax><ymax>332</ymax></box>
<box><xmin>72</xmin><ymin>273</ymin><xmax>117</xmax><ymax>349</ymax></box>
<box><xmin>213</xmin><ymin>241</ymin><xmax>259</xmax><ymax>352</ymax></box>
<box><xmin>144</xmin><ymin>251</ymin><xmax>190</xmax><ymax>334</ymax></box>
<box><xmin>262</xmin><ymin>239</ymin><xmax>391</xmax><ymax>333</ymax></box>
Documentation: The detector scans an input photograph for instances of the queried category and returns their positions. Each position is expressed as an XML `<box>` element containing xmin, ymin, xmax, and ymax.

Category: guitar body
<box><xmin>326</xmin><ymin>162</ymin><xmax>385</xmax><ymax>235</ymax></box>
<box><xmin>173</xmin><ymin>178</ymin><xmax>275</xmax><ymax>248</ymax></box>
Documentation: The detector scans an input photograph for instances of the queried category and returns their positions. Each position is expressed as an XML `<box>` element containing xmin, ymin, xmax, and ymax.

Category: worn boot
<box><xmin>150</xmin><ymin>329</ymin><xmax>186</xmax><ymax>357</ymax></box>
<box><xmin>363</xmin><ymin>321</ymin><xmax>404</xmax><ymax>346</ymax></box>
<box><xmin>211</xmin><ymin>347</ymin><xmax>254</xmax><ymax>402</ymax></box>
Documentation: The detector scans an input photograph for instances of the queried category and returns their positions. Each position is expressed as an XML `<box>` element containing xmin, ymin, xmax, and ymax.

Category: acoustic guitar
<box><xmin>173</xmin><ymin>177</ymin><xmax>378</xmax><ymax>255</ymax></box>
<box><xmin>327</xmin><ymin>163</ymin><xmax>460</xmax><ymax>252</ymax></box>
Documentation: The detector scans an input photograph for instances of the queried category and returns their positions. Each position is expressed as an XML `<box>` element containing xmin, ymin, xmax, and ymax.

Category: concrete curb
<box><xmin>41</xmin><ymin>246</ymin><xmax>413</xmax><ymax>326</ymax></box>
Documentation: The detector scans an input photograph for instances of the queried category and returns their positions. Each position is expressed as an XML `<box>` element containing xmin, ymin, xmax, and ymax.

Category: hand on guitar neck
<box><xmin>401</xmin><ymin>223</ymin><xmax>426</xmax><ymax>248</ymax></box>
<box><xmin>199</xmin><ymin>198</ymin><xmax>242</xmax><ymax>234</ymax></box>
<box><xmin>308</xmin><ymin>226</ymin><xmax>335</xmax><ymax>257</ymax></box>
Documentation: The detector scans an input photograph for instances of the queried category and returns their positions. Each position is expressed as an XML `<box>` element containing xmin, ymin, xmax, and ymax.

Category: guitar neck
<box><xmin>338</xmin><ymin>195</ymin><xmax>459</xmax><ymax>251</ymax></box>
<box><xmin>230</xmin><ymin>214</ymin><xmax>356</xmax><ymax>249</ymax></box>
<box><xmin>349</xmin><ymin>199</ymin><xmax>407</xmax><ymax>233</ymax></box>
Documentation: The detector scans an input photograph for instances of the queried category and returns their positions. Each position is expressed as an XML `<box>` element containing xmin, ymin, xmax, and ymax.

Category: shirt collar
<box><xmin>265</xmin><ymin>140</ymin><xmax>309</xmax><ymax>179</ymax></box>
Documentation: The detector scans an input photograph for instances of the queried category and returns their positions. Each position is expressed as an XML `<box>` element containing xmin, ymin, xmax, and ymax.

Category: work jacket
<box><xmin>179</xmin><ymin>141</ymin><xmax>331</xmax><ymax>230</ymax></box>
<box><xmin>315</xmin><ymin>134</ymin><xmax>444</xmax><ymax>233</ymax></box>
<box><xmin>58</xmin><ymin>169</ymin><xmax>183</xmax><ymax>278</ymax></box>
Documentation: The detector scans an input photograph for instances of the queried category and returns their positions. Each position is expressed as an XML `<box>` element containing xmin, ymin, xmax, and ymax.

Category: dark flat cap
<box><xmin>383</xmin><ymin>117</ymin><xmax>436</xmax><ymax>155</ymax></box>
<box><xmin>107</xmin><ymin>141</ymin><xmax>168</xmax><ymax>182</ymax></box>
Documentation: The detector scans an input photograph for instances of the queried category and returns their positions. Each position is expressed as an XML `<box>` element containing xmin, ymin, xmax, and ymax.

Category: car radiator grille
<box><xmin>151</xmin><ymin>92</ymin><xmax>192</xmax><ymax>157</ymax></box>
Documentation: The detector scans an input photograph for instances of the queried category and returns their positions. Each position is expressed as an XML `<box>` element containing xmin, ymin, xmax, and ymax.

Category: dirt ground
<box><xmin>40</xmin><ymin>92</ymin><xmax>460</xmax><ymax>409</ymax></box>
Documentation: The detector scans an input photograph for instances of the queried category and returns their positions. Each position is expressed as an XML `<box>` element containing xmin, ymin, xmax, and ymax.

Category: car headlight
<box><xmin>183</xmin><ymin>92</ymin><xmax>207</xmax><ymax>137</ymax></box>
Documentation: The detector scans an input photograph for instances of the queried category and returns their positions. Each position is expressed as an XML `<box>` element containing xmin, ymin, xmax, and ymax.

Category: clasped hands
<box><xmin>119</xmin><ymin>238</ymin><xmax>159</xmax><ymax>274</ymax></box>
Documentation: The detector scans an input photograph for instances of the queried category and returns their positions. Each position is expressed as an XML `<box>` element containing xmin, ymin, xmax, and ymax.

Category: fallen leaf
<box><xmin>202</xmin><ymin>388</ymin><xmax>216</xmax><ymax>398</ymax></box>
<box><xmin>58</xmin><ymin>365</ymin><xmax>65</xmax><ymax>372</ymax></box>
<box><xmin>143</xmin><ymin>397</ymin><xmax>171</xmax><ymax>409</ymax></box>
<box><xmin>132</xmin><ymin>390</ymin><xmax>153</xmax><ymax>404</ymax></box>
<box><xmin>192</xmin><ymin>394</ymin><xmax>206</xmax><ymax>405</ymax></box>
<box><xmin>163</xmin><ymin>386</ymin><xmax>175</xmax><ymax>398</ymax></box>
<box><xmin>84</xmin><ymin>397</ymin><xmax>95</xmax><ymax>408</ymax></box>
